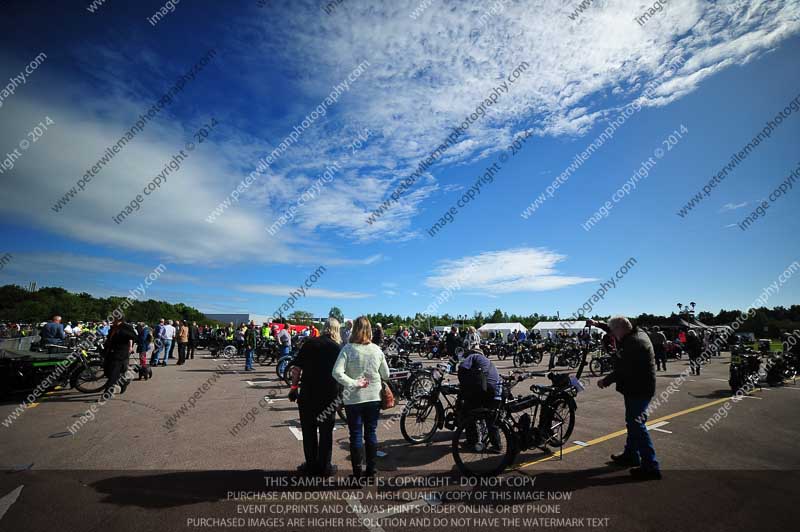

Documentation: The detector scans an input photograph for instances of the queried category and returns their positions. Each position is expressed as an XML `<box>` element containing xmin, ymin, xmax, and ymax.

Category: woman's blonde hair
<box><xmin>349</xmin><ymin>316</ymin><xmax>373</xmax><ymax>345</ymax></box>
<box><xmin>324</xmin><ymin>317</ymin><xmax>341</xmax><ymax>344</ymax></box>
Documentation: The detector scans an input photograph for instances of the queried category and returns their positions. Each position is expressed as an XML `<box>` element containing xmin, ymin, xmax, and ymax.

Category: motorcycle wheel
<box><xmin>589</xmin><ymin>358</ymin><xmax>603</xmax><ymax>377</ymax></box>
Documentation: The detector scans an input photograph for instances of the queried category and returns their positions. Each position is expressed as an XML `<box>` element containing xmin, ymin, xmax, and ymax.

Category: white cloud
<box><xmin>5</xmin><ymin>0</ymin><xmax>799</xmax><ymax>260</ymax></box>
<box><xmin>234</xmin><ymin>284</ymin><xmax>372</xmax><ymax>299</ymax></box>
<box><xmin>720</xmin><ymin>201</ymin><xmax>748</xmax><ymax>212</ymax></box>
<box><xmin>425</xmin><ymin>247</ymin><xmax>596</xmax><ymax>294</ymax></box>
<box><xmin>237</xmin><ymin>0</ymin><xmax>799</xmax><ymax>240</ymax></box>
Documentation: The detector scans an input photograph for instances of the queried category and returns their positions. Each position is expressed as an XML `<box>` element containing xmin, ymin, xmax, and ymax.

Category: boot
<box><xmin>349</xmin><ymin>444</ymin><xmax>363</xmax><ymax>479</ymax></box>
<box><xmin>364</xmin><ymin>442</ymin><xmax>378</xmax><ymax>478</ymax></box>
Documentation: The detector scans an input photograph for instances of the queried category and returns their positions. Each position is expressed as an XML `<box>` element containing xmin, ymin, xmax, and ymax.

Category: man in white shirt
<box><xmin>160</xmin><ymin>320</ymin><xmax>176</xmax><ymax>366</ymax></box>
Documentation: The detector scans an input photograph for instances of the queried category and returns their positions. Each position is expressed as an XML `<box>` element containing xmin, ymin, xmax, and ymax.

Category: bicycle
<box><xmin>400</xmin><ymin>363</ymin><xmax>461</xmax><ymax>443</ymax></box>
<box><xmin>451</xmin><ymin>362</ymin><xmax>585</xmax><ymax>477</ymax></box>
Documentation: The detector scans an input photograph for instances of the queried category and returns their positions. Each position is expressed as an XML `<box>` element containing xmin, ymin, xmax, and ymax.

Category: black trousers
<box><xmin>104</xmin><ymin>355</ymin><xmax>130</xmax><ymax>393</ymax></box>
<box><xmin>655</xmin><ymin>347</ymin><xmax>667</xmax><ymax>371</ymax></box>
<box><xmin>463</xmin><ymin>388</ymin><xmax>500</xmax><ymax>446</ymax></box>
<box><xmin>299</xmin><ymin>400</ymin><xmax>335</xmax><ymax>473</ymax></box>
<box><xmin>178</xmin><ymin>342</ymin><xmax>187</xmax><ymax>364</ymax></box>
<box><xmin>188</xmin><ymin>341</ymin><xmax>195</xmax><ymax>359</ymax></box>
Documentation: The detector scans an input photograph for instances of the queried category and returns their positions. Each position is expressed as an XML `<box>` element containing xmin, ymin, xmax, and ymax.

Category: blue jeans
<box><xmin>159</xmin><ymin>340</ymin><xmax>173</xmax><ymax>365</ymax></box>
<box><xmin>150</xmin><ymin>340</ymin><xmax>163</xmax><ymax>365</ymax></box>
<box><xmin>245</xmin><ymin>348</ymin><xmax>255</xmax><ymax>370</ymax></box>
<box><xmin>281</xmin><ymin>345</ymin><xmax>291</xmax><ymax>357</ymax></box>
<box><xmin>624</xmin><ymin>395</ymin><xmax>660</xmax><ymax>471</ymax></box>
<box><xmin>345</xmin><ymin>401</ymin><xmax>381</xmax><ymax>449</ymax></box>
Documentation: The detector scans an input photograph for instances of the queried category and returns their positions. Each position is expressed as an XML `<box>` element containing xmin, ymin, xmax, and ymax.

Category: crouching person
<box><xmin>457</xmin><ymin>331</ymin><xmax>501</xmax><ymax>450</ymax></box>
<box><xmin>289</xmin><ymin>318</ymin><xmax>342</xmax><ymax>476</ymax></box>
<box><xmin>597</xmin><ymin>315</ymin><xmax>661</xmax><ymax>480</ymax></box>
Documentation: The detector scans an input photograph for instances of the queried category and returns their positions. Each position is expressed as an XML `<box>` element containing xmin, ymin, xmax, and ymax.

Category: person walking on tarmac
<box><xmin>289</xmin><ymin>318</ymin><xmax>342</xmax><ymax>476</ymax></box>
<box><xmin>650</xmin><ymin>326</ymin><xmax>668</xmax><ymax>371</ymax></box>
<box><xmin>188</xmin><ymin>321</ymin><xmax>199</xmax><ymax>360</ymax></box>
<box><xmin>245</xmin><ymin>321</ymin><xmax>258</xmax><ymax>371</ymax></box>
<box><xmin>103</xmin><ymin>315</ymin><xmax>138</xmax><ymax>395</ymax></box>
<box><xmin>597</xmin><ymin>315</ymin><xmax>661</xmax><ymax>480</ymax></box>
<box><xmin>278</xmin><ymin>324</ymin><xmax>292</xmax><ymax>358</ymax></box>
<box><xmin>177</xmin><ymin>321</ymin><xmax>190</xmax><ymax>365</ymax></box>
<box><xmin>686</xmin><ymin>329</ymin><xmax>702</xmax><ymax>375</ymax></box>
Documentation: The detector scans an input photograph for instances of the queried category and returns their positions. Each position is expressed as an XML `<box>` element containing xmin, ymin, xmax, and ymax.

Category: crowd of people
<box><xmin>26</xmin><ymin>311</ymin><xmax>791</xmax><ymax>484</ymax></box>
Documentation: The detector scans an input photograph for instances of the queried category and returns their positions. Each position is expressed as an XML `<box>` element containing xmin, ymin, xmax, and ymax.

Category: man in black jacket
<box><xmin>288</xmin><ymin>318</ymin><xmax>342</xmax><ymax>476</ymax></box>
<box><xmin>188</xmin><ymin>321</ymin><xmax>199</xmax><ymax>360</ymax></box>
<box><xmin>104</xmin><ymin>315</ymin><xmax>138</xmax><ymax>395</ymax></box>
<box><xmin>598</xmin><ymin>315</ymin><xmax>661</xmax><ymax>480</ymax></box>
<box><xmin>445</xmin><ymin>326</ymin><xmax>462</xmax><ymax>361</ymax></box>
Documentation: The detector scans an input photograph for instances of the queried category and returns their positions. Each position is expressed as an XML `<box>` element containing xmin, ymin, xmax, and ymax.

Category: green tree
<box><xmin>328</xmin><ymin>306</ymin><xmax>344</xmax><ymax>323</ymax></box>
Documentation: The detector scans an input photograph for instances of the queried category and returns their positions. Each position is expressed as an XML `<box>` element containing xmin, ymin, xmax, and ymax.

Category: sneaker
<box><xmin>245</xmin><ymin>367</ymin><xmax>255</xmax><ymax>372</ymax></box>
<box><xmin>630</xmin><ymin>467</ymin><xmax>662</xmax><ymax>480</ymax></box>
<box><xmin>611</xmin><ymin>453</ymin><xmax>641</xmax><ymax>467</ymax></box>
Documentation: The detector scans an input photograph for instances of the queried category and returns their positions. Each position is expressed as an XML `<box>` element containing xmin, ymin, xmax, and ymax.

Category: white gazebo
<box><xmin>478</xmin><ymin>322</ymin><xmax>527</xmax><ymax>339</ymax></box>
<box><xmin>531</xmin><ymin>321</ymin><xmax>604</xmax><ymax>336</ymax></box>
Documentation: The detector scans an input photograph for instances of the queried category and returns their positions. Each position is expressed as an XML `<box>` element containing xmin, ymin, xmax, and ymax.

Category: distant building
<box><xmin>203</xmin><ymin>313</ymin><xmax>276</xmax><ymax>325</ymax></box>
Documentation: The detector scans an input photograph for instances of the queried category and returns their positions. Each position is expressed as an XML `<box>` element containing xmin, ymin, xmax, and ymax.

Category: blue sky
<box><xmin>0</xmin><ymin>0</ymin><xmax>798</xmax><ymax>320</ymax></box>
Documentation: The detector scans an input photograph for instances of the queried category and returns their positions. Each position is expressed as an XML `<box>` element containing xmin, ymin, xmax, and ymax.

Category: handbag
<box><xmin>380</xmin><ymin>381</ymin><xmax>395</xmax><ymax>410</ymax></box>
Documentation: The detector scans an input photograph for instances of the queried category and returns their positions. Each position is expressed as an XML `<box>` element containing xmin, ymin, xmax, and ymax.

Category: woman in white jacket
<box><xmin>332</xmin><ymin>316</ymin><xmax>389</xmax><ymax>478</ymax></box>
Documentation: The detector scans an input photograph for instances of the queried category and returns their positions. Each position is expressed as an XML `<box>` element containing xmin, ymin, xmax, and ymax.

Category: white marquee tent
<box><xmin>478</xmin><ymin>322</ymin><xmax>527</xmax><ymax>338</ymax></box>
<box><xmin>531</xmin><ymin>321</ymin><xmax>604</xmax><ymax>335</ymax></box>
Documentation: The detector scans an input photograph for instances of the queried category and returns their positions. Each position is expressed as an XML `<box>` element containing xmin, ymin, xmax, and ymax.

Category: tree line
<box><xmin>0</xmin><ymin>285</ymin><xmax>207</xmax><ymax>324</ymax></box>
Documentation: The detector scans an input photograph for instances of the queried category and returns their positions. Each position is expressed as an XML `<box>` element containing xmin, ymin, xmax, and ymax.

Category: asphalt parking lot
<box><xmin>1</xmin><ymin>349</ymin><xmax>798</xmax><ymax>531</ymax></box>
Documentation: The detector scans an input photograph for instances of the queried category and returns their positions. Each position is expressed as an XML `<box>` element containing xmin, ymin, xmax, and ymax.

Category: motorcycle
<box><xmin>729</xmin><ymin>346</ymin><xmax>761</xmax><ymax>393</ymax></box>
<box><xmin>513</xmin><ymin>345</ymin><xmax>543</xmax><ymax>368</ymax></box>
<box><xmin>588</xmin><ymin>351</ymin><xmax>614</xmax><ymax>376</ymax></box>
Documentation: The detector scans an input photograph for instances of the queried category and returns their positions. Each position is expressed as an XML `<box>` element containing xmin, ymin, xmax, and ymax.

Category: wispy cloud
<box><xmin>720</xmin><ymin>201</ymin><xmax>748</xmax><ymax>212</ymax></box>
<box><xmin>5</xmin><ymin>252</ymin><xmax>196</xmax><ymax>283</ymax></box>
<box><xmin>425</xmin><ymin>247</ymin><xmax>596</xmax><ymax>294</ymax></box>
<box><xmin>234</xmin><ymin>284</ymin><xmax>372</xmax><ymax>299</ymax></box>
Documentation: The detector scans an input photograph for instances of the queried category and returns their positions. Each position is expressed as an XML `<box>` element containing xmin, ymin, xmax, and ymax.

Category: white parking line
<box><xmin>573</xmin><ymin>441</ymin><xmax>589</xmax><ymax>447</ymax></box>
<box><xmin>0</xmin><ymin>485</ymin><xmax>23</xmax><ymax>522</ymax></box>
<box><xmin>288</xmin><ymin>427</ymin><xmax>303</xmax><ymax>440</ymax></box>
<box><xmin>712</xmin><ymin>378</ymin><xmax>728</xmax><ymax>382</ymax></box>
<box><xmin>647</xmin><ymin>421</ymin><xmax>670</xmax><ymax>430</ymax></box>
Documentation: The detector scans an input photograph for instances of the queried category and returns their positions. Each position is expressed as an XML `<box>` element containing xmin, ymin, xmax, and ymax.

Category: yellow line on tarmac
<box><xmin>514</xmin><ymin>390</ymin><xmax>767</xmax><ymax>471</ymax></box>
<box><xmin>27</xmin><ymin>403</ymin><xmax>39</xmax><ymax>409</ymax></box>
